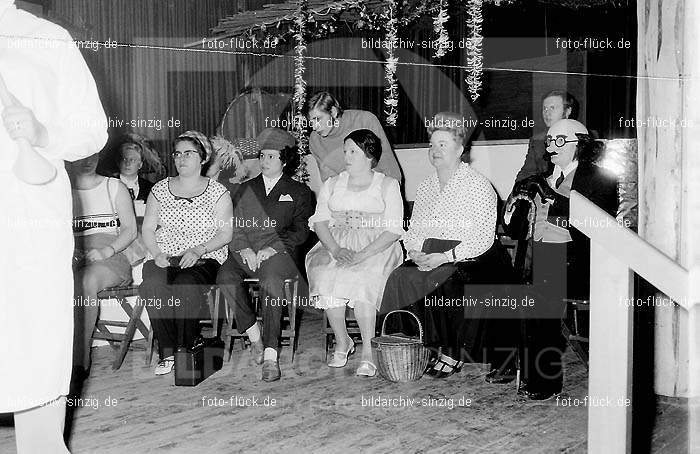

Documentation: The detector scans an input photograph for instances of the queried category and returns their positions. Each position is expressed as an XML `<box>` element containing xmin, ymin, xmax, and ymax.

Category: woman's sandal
<box><xmin>328</xmin><ymin>338</ymin><xmax>356</xmax><ymax>368</ymax></box>
<box><xmin>356</xmin><ymin>360</ymin><xmax>377</xmax><ymax>377</ymax></box>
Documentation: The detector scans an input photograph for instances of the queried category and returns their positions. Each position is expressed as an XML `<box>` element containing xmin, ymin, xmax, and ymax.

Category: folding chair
<box><xmin>93</xmin><ymin>285</ymin><xmax>150</xmax><ymax>370</ymax></box>
<box><xmin>221</xmin><ymin>277</ymin><xmax>299</xmax><ymax>363</ymax></box>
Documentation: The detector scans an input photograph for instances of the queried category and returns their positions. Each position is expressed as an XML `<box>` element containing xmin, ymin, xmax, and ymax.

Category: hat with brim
<box><xmin>256</xmin><ymin>127</ymin><xmax>296</xmax><ymax>152</ymax></box>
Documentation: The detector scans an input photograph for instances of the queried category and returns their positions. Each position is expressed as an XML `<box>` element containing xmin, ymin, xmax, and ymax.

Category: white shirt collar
<box><xmin>560</xmin><ymin>160</ymin><xmax>579</xmax><ymax>178</ymax></box>
<box><xmin>262</xmin><ymin>173</ymin><xmax>283</xmax><ymax>195</ymax></box>
<box><xmin>549</xmin><ymin>160</ymin><xmax>579</xmax><ymax>186</ymax></box>
<box><xmin>120</xmin><ymin>174</ymin><xmax>139</xmax><ymax>185</ymax></box>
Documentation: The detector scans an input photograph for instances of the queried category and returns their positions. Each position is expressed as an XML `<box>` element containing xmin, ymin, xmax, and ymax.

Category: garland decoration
<box><xmin>433</xmin><ymin>0</ymin><xmax>450</xmax><ymax>59</ymax></box>
<box><xmin>292</xmin><ymin>0</ymin><xmax>310</xmax><ymax>182</ymax></box>
<box><xmin>464</xmin><ymin>0</ymin><xmax>483</xmax><ymax>101</ymax></box>
<box><xmin>383</xmin><ymin>0</ymin><xmax>399</xmax><ymax>126</ymax></box>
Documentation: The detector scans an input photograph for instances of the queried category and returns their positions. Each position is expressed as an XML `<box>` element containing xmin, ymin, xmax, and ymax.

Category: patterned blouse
<box><xmin>150</xmin><ymin>177</ymin><xmax>229</xmax><ymax>264</ymax></box>
<box><xmin>403</xmin><ymin>162</ymin><xmax>496</xmax><ymax>261</ymax></box>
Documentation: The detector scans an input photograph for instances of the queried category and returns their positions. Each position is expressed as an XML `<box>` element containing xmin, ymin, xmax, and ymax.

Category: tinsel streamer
<box><xmin>465</xmin><ymin>0</ymin><xmax>483</xmax><ymax>101</ymax></box>
<box><xmin>293</xmin><ymin>0</ymin><xmax>310</xmax><ymax>183</ymax></box>
<box><xmin>383</xmin><ymin>0</ymin><xmax>398</xmax><ymax>126</ymax></box>
<box><xmin>433</xmin><ymin>0</ymin><xmax>450</xmax><ymax>58</ymax></box>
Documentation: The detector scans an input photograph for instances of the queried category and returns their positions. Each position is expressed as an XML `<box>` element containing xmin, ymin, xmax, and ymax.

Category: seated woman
<box><xmin>380</xmin><ymin>112</ymin><xmax>517</xmax><ymax>379</ymax></box>
<box><xmin>115</xmin><ymin>133</ymin><xmax>162</xmax><ymax>202</ymax></box>
<box><xmin>68</xmin><ymin>152</ymin><xmax>137</xmax><ymax>376</ymax></box>
<box><xmin>306</xmin><ymin>129</ymin><xmax>404</xmax><ymax>377</ymax></box>
<box><xmin>140</xmin><ymin>130</ymin><xmax>233</xmax><ymax>375</ymax></box>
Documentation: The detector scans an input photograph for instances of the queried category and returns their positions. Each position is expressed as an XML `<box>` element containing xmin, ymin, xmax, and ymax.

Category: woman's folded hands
<box><xmin>409</xmin><ymin>249</ymin><xmax>449</xmax><ymax>271</ymax></box>
<box><xmin>331</xmin><ymin>246</ymin><xmax>370</xmax><ymax>268</ymax></box>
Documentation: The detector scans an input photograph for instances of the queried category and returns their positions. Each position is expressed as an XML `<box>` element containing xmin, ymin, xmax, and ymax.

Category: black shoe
<box><xmin>521</xmin><ymin>389</ymin><xmax>561</xmax><ymax>401</ymax></box>
<box><xmin>427</xmin><ymin>356</ymin><xmax>463</xmax><ymax>379</ymax></box>
<box><xmin>262</xmin><ymin>360</ymin><xmax>281</xmax><ymax>382</ymax></box>
<box><xmin>485</xmin><ymin>367</ymin><xmax>516</xmax><ymax>384</ymax></box>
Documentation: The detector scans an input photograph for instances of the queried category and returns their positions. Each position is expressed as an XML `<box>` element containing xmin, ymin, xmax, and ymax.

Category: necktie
<box><xmin>555</xmin><ymin>171</ymin><xmax>565</xmax><ymax>189</ymax></box>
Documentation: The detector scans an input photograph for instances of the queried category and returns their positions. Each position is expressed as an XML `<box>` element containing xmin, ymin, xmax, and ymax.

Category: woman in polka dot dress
<box><xmin>140</xmin><ymin>131</ymin><xmax>233</xmax><ymax>375</ymax></box>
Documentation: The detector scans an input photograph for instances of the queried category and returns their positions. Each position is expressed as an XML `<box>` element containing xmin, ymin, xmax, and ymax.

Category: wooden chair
<box><xmin>221</xmin><ymin>277</ymin><xmax>300</xmax><ymax>363</ymax></box>
<box><xmin>321</xmin><ymin>308</ymin><xmax>364</xmax><ymax>363</ymax></box>
<box><xmin>93</xmin><ymin>285</ymin><xmax>150</xmax><ymax>370</ymax></box>
<box><xmin>561</xmin><ymin>298</ymin><xmax>590</xmax><ymax>368</ymax></box>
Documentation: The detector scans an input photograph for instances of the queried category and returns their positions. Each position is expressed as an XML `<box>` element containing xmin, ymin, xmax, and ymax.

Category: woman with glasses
<box><xmin>139</xmin><ymin>130</ymin><xmax>233</xmax><ymax>375</ymax></box>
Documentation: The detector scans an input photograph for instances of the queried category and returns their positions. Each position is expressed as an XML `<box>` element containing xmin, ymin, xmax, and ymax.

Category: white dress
<box><xmin>0</xmin><ymin>1</ymin><xmax>108</xmax><ymax>412</ymax></box>
<box><xmin>305</xmin><ymin>171</ymin><xmax>404</xmax><ymax>310</ymax></box>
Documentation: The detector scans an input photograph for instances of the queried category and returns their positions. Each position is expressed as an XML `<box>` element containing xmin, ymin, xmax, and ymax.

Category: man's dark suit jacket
<box><xmin>546</xmin><ymin>162</ymin><xmax>618</xmax><ymax>298</ymax></box>
<box><xmin>229</xmin><ymin>174</ymin><xmax>313</xmax><ymax>263</ymax></box>
<box><xmin>515</xmin><ymin>132</ymin><xmax>552</xmax><ymax>183</ymax></box>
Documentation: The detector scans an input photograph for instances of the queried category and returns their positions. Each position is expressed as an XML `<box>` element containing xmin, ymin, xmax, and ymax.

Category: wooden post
<box><xmin>683</xmin><ymin>0</ymin><xmax>700</xmax><ymax>446</ymax></box>
<box><xmin>587</xmin><ymin>242</ymin><xmax>634</xmax><ymax>453</ymax></box>
<box><xmin>637</xmin><ymin>0</ymin><xmax>700</xmax><ymax>400</ymax></box>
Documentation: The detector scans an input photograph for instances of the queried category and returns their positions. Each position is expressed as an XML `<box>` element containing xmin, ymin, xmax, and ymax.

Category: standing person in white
<box><xmin>0</xmin><ymin>1</ymin><xmax>108</xmax><ymax>452</ymax></box>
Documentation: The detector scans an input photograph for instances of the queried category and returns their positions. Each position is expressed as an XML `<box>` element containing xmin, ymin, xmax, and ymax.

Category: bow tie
<box><xmin>174</xmin><ymin>195</ymin><xmax>194</xmax><ymax>203</ymax></box>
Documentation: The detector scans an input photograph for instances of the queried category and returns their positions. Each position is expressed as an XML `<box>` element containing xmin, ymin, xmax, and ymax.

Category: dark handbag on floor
<box><xmin>174</xmin><ymin>336</ymin><xmax>225</xmax><ymax>386</ymax></box>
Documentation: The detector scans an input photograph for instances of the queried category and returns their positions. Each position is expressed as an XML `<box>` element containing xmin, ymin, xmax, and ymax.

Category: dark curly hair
<box><xmin>344</xmin><ymin>129</ymin><xmax>382</xmax><ymax>168</ymax></box>
<box><xmin>279</xmin><ymin>145</ymin><xmax>301</xmax><ymax>176</ymax></box>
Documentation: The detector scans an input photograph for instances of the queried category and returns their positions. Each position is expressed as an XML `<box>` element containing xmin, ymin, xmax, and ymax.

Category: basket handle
<box><xmin>381</xmin><ymin>310</ymin><xmax>423</xmax><ymax>343</ymax></box>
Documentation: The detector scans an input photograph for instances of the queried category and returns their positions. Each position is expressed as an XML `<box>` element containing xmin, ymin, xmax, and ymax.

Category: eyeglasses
<box><xmin>545</xmin><ymin>136</ymin><xmax>578</xmax><ymax>148</ymax></box>
<box><xmin>171</xmin><ymin>150</ymin><xmax>199</xmax><ymax>160</ymax></box>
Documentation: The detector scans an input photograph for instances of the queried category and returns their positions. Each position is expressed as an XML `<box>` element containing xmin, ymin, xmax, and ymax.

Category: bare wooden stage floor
<box><xmin>0</xmin><ymin>310</ymin><xmax>689</xmax><ymax>453</ymax></box>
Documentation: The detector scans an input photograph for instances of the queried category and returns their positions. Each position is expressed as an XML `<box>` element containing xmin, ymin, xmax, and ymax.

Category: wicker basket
<box><xmin>371</xmin><ymin>310</ymin><xmax>431</xmax><ymax>382</ymax></box>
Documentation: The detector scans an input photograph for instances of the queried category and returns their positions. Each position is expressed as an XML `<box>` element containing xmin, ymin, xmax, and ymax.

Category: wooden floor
<box><xmin>0</xmin><ymin>310</ymin><xmax>689</xmax><ymax>453</ymax></box>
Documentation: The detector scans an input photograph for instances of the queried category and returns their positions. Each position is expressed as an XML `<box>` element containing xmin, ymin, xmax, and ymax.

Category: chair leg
<box><xmin>322</xmin><ymin>311</ymin><xmax>329</xmax><ymax>363</ymax></box>
<box><xmin>284</xmin><ymin>279</ymin><xmax>299</xmax><ymax>364</ymax></box>
<box><xmin>145</xmin><ymin>329</ymin><xmax>155</xmax><ymax>366</ymax></box>
<box><xmin>112</xmin><ymin>298</ymin><xmax>145</xmax><ymax>370</ymax></box>
<box><xmin>561</xmin><ymin>321</ymin><xmax>589</xmax><ymax>369</ymax></box>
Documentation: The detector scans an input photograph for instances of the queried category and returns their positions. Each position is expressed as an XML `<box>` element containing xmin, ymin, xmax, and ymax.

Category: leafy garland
<box><xmin>292</xmin><ymin>0</ymin><xmax>310</xmax><ymax>182</ymax></box>
<box><xmin>433</xmin><ymin>0</ymin><xmax>450</xmax><ymax>58</ymax></box>
<box><xmin>465</xmin><ymin>0</ymin><xmax>483</xmax><ymax>101</ymax></box>
<box><xmin>383</xmin><ymin>0</ymin><xmax>399</xmax><ymax>127</ymax></box>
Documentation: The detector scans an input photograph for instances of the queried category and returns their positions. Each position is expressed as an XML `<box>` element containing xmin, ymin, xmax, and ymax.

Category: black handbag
<box><xmin>421</xmin><ymin>238</ymin><xmax>461</xmax><ymax>254</ymax></box>
<box><xmin>174</xmin><ymin>336</ymin><xmax>225</xmax><ymax>386</ymax></box>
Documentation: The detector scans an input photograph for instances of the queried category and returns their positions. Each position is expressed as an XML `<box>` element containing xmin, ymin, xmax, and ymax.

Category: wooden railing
<box><xmin>569</xmin><ymin>191</ymin><xmax>695</xmax><ymax>453</ymax></box>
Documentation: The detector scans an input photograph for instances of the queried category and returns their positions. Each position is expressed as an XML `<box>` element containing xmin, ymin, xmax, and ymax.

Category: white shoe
<box><xmin>327</xmin><ymin>339</ymin><xmax>355</xmax><ymax>368</ymax></box>
<box><xmin>356</xmin><ymin>360</ymin><xmax>377</xmax><ymax>377</ymax></box>
<box><xmin>155</xmin><ymin>356</ymin><xmax>175</xmax><ymax>375</ymax></box>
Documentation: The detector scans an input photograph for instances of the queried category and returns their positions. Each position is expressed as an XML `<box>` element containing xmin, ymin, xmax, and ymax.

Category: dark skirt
<box><xmin>379</xmin><ymin>240</ymin><xmax>520</xmax><ymax>367</ymax></box>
